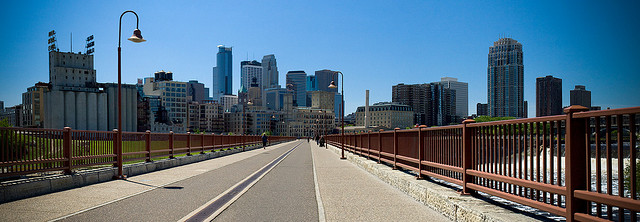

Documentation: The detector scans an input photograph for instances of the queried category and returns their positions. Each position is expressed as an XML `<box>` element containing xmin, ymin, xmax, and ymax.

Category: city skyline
<box><xmin>1</xmin><ymin>1</ymin><xmax>639</xmax><ymax>117</ymax></box>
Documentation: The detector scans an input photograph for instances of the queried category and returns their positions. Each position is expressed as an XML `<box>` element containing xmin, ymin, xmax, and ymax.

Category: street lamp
<box><xmin>328</xmin><ymin>71</ymin><xmax>345</xmax><ymax>159</ymax></box>
<box><xmin>116</xmin><ymin>10</ymin><xmax>146</xmax><ymax>179</ymax></box>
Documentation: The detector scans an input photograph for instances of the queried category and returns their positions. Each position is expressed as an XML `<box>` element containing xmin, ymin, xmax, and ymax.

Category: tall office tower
<box><xmin>306</xmin><ymin>75</ymin><xmax>317</xmax><ymax>91</ymax></box>
<box><xmin>306</xmin><ymin>75</ymin><xmax>317</xmax><ymax>106</ymax></box>
<box><xmin>0</xmin><ymin>100</ymin><xmax>4</xmax><ymax>112</ymax></box>
<box><xmin>487</xmin><ymin>38</ymin><xmax>525</xmax><ymax>118</ymax></box>
<box><xmin>241</xmin><ymin>60</ymin><xmax>263</xmax><ymax>91</ymax></box>
<box><xmin>426</xmin><ymin>83</ymin><xmax>456</xmax><ymax>126</ymax></box>
<box><xmin>213</xmin><ymin>45</ymin><xmax>233</xmax><ymax>100</ymax></box>
<box><xmin>315</xmin><ymin>69</ymin><xmax>338</xmax><ymax>92</ymax></box>
<box><xmin>187</xmin><ymin>80</ymin><xmax>207</xmax><ymax>103</ymax></box>
<box><xmin>286</xmin><ymin>71</ymin><xmax>307</xmax><ymax>107</ymax></box>
<box><xmin>21</xmin><ymin>83</ymin><xmax>49</xmax><ymax>127</ymax></box>
<box><xmin>536</xmin><ymin>75</ymin><xmax>562</xmax><ymax>117</ymax></box>
<box><xmin>570</xmin><ymin>85</ymin><xmax>591</xmax><ymax>109</ymax></box>
<box><xmin>476</xmin><ymin>103</ymin><xmax>488</xmax><ymax>116</ymax></box>
<box><xmin>261</xmin><ymin>54</ymin><xmax>279</xmax><ymax>91</ymax></box>
<box><xmin>142</xmin><ymin>75</ymin><xmax>189</xmax><ymax>128</ymax></box>
<box><xmin>392</xmin><ymin>83</ymin><xmax>456</xmax><ymax>126</ymax></box>
<box><xmin>439</xmin><ymin>77</ymin><xmax>468</xmax><ymax>118</ymax></box>
<box><xmin>392</xmin><ymin>83</ymin><xmax>428</xmax><ymax>125</ymax></box>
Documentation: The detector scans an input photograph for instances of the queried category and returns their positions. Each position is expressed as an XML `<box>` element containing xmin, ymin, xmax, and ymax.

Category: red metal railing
<box><xmin>326</xmin><ymin>105</ymin><xmax>640</xmax><ymax>221</ymax></box>
<box><xmin>0</xmin><ymin>128</ymin><xmax>293</xmax><ymax>177</ymax></box>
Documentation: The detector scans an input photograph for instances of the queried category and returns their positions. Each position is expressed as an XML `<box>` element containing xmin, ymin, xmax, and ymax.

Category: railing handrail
<box><xmin>325</xmin><ymin>105</ymin><xmax>640</xmax><ymax>221</ymax></box>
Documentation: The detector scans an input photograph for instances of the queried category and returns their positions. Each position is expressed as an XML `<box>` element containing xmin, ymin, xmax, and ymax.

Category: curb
<box><xmin>325</xmin><ymin>144</ymin><xmax>542</xmax><ymax>222</ymax></box>
<box><xmin>0</xmin><ymin>142</ymin><xmax>287</xmax><ymax>204</ymax></box>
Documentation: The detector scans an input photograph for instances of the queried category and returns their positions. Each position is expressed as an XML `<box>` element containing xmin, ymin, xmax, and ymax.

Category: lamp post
<box><xmin>243</xmin><ymin>100</ymin><xmax>252</xmax><ymax>136</ymax></box>
<box><xmin>328</xmin><ymin>71</ymin><xmax>345</xmax><ymax>159</ymax></box>
<box><xmin>116</xmin><ymin>10</ymin><xmax>146</xmax><ymax>179</ymax></box>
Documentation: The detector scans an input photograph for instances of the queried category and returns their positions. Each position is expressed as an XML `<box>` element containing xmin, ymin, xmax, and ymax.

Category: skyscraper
<box><xmin>261</xmin><ymin>54</ymin><xmax>278</xmax><ymax>92</ymax></box>
<box><xmin>476</xmin><ymin>103</ymin><xmax>488</xmax><ymax>116</ymax></box>
<box><xmin>315</xmin><ymin>69</ymin><xmax>338</xmax><ymax>93</ymax></box>
<box><xmin>213</xmin><ymin>45</ymin><xmax>232</xmax><ymax>100</ymax></box>
<box><xmin>241</xmin><ymin>60</ymin><xmax>262</xmax><ymax>91</ymax></box>
<box><xmin>187</xmin><ymin>80</ymin><xmax>207</xmax><ymax>103</ymax></box>
<box><xmin>286</xmin><ymin>71</ymin><xmax>307</xmax><ymax>107</ymax></box>
<box><xmin>487</xmin><ymin>38</ymin><xmax>525</xmax><ymax>118</ymax></box>
<box><xmin>392</xmin><ymin>83</ymin><xmax>428</xmax><ymax>125</ymax></box>
<box><xmin>439</xmin><ymin>77</ymin><xmax>468</xmax><ymax>118</ymax></box>
<box><xmin>570</xmin><ymin>85</ymin><xmax>591</xmax><ymax>109</ymax></box>
<box><xmin>392</xmin><ymin>82</ymin><xmax>456</xmax><ymax>126</ymax></box>
<box><xmin>536</xmin><ymin>75</ymin><xmax>562</xmax><ymax>117</ymax></box>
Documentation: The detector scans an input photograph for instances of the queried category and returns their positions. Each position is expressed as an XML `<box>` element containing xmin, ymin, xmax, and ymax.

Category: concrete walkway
<box><xmin>310</xmin><ymin>141</ymin><xmax>450</xmax><ymax>221</ymax></box>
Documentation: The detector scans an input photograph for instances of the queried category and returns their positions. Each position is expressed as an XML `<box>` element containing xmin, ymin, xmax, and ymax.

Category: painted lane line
<box><xmin>49</xmin><ymin>141</ymin><xmax>297</xmax><ymax>222</ymax></box>
<box><xmin>310</xmin><ymin>142</ymin><xmax>327</xmax><ymax>222</ymax></box>
<box><xmin>179</xmin><ymin>142</ymin><xmax>303</xmax><ymax>222</ymax></box>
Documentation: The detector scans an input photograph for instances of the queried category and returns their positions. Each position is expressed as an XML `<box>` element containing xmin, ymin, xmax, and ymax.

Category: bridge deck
<box><xmin>0</xmin><ymin>140</ymin><xmax>450</xmax><ymax>222</ymax></box>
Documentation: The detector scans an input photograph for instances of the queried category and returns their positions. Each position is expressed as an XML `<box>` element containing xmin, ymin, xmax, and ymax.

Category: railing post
<box><xmin>242</xmin><ymin>134</ymin><xmax>245</xmax><ymax>152</ymax></box>
<box><xmin>187</xmin><ymin>132</ymin><xmax>192</xmax><ymax>156</ymax></box>
<box><xmin>201</xmin><ymin>133</ymin><xmax>205</xmax><ymax>154</ymax></box>
<box><xmin>462</xmin><ymin>119</ymin><xmax>476</xmax><ymax>195</ymax></box>
<box><xmin>394</xmin><ymin>128</ymin><xmax>399</xmax><ymax>169</ymax></box>
<box><xmin>112</xmin><ymin>128</ymin><xmax>125</xmax><ymax>179</ymax></box>
<box><xmin>112</xmin><ymin>129</ymin><xmax>118</xmax><ymax>167</ymax></box>
<box><xmin>211</xmin><ymin>133</ymin><xmax>216</xmax><ymax>152</ymax></box>
<box><xmin>378</xmin><ymin>129</ymin><xmax>383</xmax><ymax>164</ymax></box>
<box><xmin>63</xmin><ymin>127</ymin><xmax>72</xmax><ymax>175</ymax></box>
<box><xmin>367</xmin><ymin>130</ymin><xmax>371</xmax><ymax>160</ymax></box>
<box><xmin>145</xmin><ymin>130</ymin><xmax>151</xmax><ymax>162</ymax></box>
<box><xmin>169</xmin><ymin>131</ymin><xmax>175</xmax><ymax>158</ymax></box>
<box><xmin>417</xmin><ymin>125</ymin><xmax>426</xmax><ymax>179</ymax></box>
<box><xmin>564</xmin><ymin>105</ymin><xmax>589</xmax><ymax>221</ymax></box>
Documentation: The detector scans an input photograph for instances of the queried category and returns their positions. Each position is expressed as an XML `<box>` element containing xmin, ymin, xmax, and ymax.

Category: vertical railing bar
<box><xmin>543</xmin><ymin>121</ymin><xmax>548</xmax><ymax>203</ymax></box>
<box><xmin>585</xmin><ymin>118</ymin><xmax>592</xmax><ymax>215</ymax></box>
<box><xmin>630</xmin><ymin>114</ymin><xmax>637</xmax><ymax>221</ymax></box>
<box><xmin>169</xmin><ymin>131</ymin><xmax>175</xmax><ymax>159</ymax></box>
<box><xmin>378</xmin><ymin>130</ymin><xmax>382</xmax><ymax>164</ymax></box>
<box><xmin>535</xmin><ymin>122</ymin><xmax>541</xmax><ymax>201</ymax></box>
<box><xmin>498</xmin><ymin>125</ymin><xmax>503</xmax><ymax>191</ymax></box>
<box><xmin>524</xmin><ymin>123</ymin><xmax>530</xmax><ymax>198</ymax></box>
<box><xmin>549</xmin><ymin>121</ymin><xmax>556</xmax><ymax>205</ymax></box>
<box><xmin>484</xmin><ymin>126</ymin><xmax>489</xmax><ymax>187</ymax></box>
<box><xmin>616</xmin><ymin>115</ymin><xmax>624</xmax><ymax>222</ymax></box>
<box><xmin>393</xmin><ymin>128</ymin><xmax>398</xmax><ymax>169</ymax></box>
<box><xmin>606</xmin><ymin>116</ymin><xmax>612</xmax><ymax>220</ymax></box>
<box><xmin>595</xmin><ymin>116</ymin><xmax>602</xmax><ymax>216</ymax></box>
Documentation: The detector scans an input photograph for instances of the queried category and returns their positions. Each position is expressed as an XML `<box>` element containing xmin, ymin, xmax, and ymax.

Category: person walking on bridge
<box><xmin>261</xmin><ymin>133</ymin><xmax>268</xmax><ymax>149</ymax></box>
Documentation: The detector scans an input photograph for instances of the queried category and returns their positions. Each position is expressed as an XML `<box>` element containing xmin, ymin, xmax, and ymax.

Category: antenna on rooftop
<box><xmin>70</xmin><ymin>32</ymin><xmax>72</xmax><ymax>52</ymax></box>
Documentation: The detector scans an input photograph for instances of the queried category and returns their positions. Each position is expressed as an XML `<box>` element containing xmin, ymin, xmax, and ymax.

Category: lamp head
<box><xmin>328</xmin><ymin>80</ymin><xmax>337</xmax><ymax>89</ymax></box>
<box><xmin>127</xmin><ymin>29</ymin><xmax>146</xmax><ymax>43</ymax></box>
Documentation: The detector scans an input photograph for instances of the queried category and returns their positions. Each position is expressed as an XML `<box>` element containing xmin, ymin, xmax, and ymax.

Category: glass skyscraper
<box><xmin>487</xmin><ymin>38</ymin><xmax>524</xmax><ymax>118</ymax></box>
<box><xmin>241</xmin><ymin>60</ymin><xmax>262</xmax><ymax>91</ymax></box>
<box><xmin>213</xmin><ymin>45</ymin><xmax>232</xmax><ymax>100</ymax></box>
<box><xmin>286</xmin><ymin>71</ymin><xmax>307</xmax><ymax>107</ymax></box>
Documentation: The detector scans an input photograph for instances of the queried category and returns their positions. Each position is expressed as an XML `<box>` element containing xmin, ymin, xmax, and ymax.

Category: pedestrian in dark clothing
<box><xmin>315</xmin><ymin>135</ymin><xmax>320</xmax><ymax>145</ymax></box>
<box><xmin>319</xmin><ymin>136</ymin><xmax>325</xmax><ymax>147</ymax></box>
<box><xmin>262</xmin><ymin>134</ymin><xmax>268</xmax><ymax>149</ymax></box>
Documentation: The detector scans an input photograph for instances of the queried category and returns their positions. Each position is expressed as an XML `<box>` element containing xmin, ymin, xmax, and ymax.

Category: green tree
<box><xmin>473</xmin><ymin>116</ymin><xmax>516</xmax><ymax>123</ymax></box>
<box><xmin>0</xmin><ymin>117</ymin><xmax>11</xmax><ymax>127</ymax></box>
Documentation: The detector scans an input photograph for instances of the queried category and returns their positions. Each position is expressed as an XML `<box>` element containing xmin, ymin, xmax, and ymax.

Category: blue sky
<box><xmin>1</xmin><ymin>0</ymin><xmax>639</xmax><ymax>116</ymax></box>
